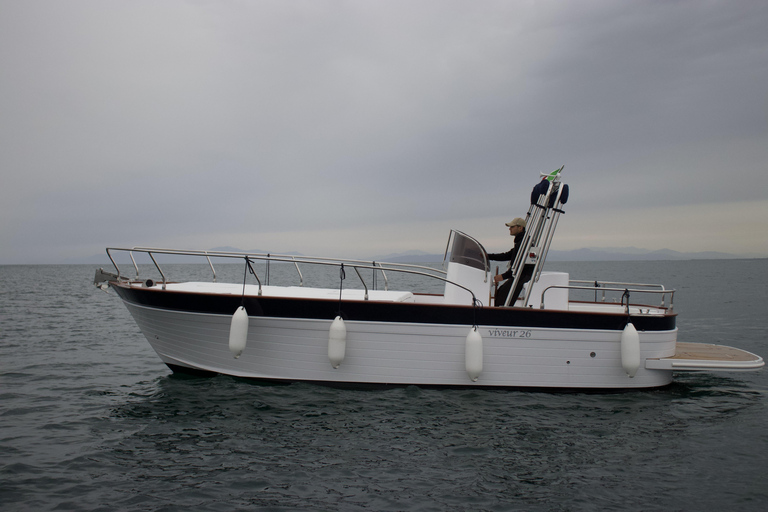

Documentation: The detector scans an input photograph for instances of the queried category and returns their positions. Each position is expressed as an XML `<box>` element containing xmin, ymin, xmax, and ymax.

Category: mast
<box><xmin>502</xmin><ymin>166</ymin><xmax>569</xmax><ymax>307</ymax></box>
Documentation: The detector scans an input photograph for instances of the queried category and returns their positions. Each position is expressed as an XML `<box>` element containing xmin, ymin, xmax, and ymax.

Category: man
<box><xmin>488</xmin><ymin>218</ymin><xmax>533</xmax><ymax>306</ymax></box>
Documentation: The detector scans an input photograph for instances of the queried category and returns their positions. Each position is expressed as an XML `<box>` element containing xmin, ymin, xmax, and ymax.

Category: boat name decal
<box><xmin>487</xmin><ymin>329</ymin><xmax>532</xmax><ymax>338</ymax></box>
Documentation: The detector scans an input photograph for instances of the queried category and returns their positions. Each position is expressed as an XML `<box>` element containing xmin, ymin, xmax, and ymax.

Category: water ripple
<box><xmin>1</xmin><ymin>263</ymin><xmax>767</xmax><ymax>511</ymax></box>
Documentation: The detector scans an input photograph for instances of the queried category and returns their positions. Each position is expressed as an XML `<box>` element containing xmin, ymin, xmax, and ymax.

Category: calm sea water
<box><xmin>1</xmin><ymin>260</ymin><xmax>767</xmax><ymax>511</ymax></box>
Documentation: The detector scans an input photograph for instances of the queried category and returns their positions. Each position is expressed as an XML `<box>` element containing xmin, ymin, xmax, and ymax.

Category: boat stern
<box><xmin>646</xmin><ymin>342</ymin><xmax>764</xmax><ymax>372</ymax></box>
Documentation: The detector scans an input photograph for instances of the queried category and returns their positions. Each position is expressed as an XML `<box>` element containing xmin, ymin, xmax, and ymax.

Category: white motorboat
<box><xmin>94</xmin><ymin>168</ymin><xmax>763</xmax><ymax>389</ymax></box>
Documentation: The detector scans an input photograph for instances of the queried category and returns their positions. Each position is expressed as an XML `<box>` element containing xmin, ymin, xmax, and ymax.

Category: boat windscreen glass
<box><xmin>449</xmin><ymin>232</ymin><xmax>488</xmax><ymax>271</ymax></box>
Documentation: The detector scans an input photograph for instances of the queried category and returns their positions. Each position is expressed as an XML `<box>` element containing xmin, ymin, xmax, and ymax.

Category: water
<box><xmin>1</xmin><ymin>261</ymin><xmax>767</xmax><ymax>511</ymax></box>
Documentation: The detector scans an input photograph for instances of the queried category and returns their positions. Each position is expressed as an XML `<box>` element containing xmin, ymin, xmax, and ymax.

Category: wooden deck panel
<box><xmin>671</xmin><ymin>342</ymin><xmax>759</xmax><ymax>362</ymax></box>
<box><xmin>645</xmin><ymin>342</ymin><xmax>764</xmax><ymax>371</ymax></box>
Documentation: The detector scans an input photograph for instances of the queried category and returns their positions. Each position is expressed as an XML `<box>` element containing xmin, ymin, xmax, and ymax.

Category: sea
<box><xmin>1</xmin><ymin>260</ymin><xmax>767</xmax><ymax>511</ymax></box>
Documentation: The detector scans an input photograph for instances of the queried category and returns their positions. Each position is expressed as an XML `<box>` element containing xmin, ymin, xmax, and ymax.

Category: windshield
<box><xmin>447</xmin><ymin>231</ymin><xmax>488</xmax><ymax>271</ymax></box>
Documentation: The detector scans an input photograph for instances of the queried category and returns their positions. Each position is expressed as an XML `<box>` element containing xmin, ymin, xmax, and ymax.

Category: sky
<box><xmin>1</xmin><ymin>0</ymin><xmax>767</xmax><ymax>264</ymax></box>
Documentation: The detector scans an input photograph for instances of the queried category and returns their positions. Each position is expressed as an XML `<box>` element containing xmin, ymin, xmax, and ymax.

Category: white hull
<box><xmin>124</xmin><ymin>300</ymin><xmax>678</xmax><ymax>389</ymax></box>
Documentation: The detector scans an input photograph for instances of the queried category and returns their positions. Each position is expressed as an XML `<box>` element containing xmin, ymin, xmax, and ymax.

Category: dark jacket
<box><xmin>487</xmin><ymin>229</ymin><xmax>525</xmax><ymax>280</ymax></box>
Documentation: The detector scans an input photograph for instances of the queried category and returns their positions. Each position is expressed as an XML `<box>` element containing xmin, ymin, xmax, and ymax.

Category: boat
<box><xmin>93</xmin><ymin>168</ymin><xmax>763</xmax><ymax>389</ymax></box>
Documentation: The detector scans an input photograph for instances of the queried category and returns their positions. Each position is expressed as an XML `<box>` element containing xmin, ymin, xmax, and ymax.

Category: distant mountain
<box><xmin>370</xmin><ymin>250</ymin><xmax>442</xmax><ymax>263</ymax></box>
<box><xmin>69</xmin><ymin>246</ymin><xmax>760</xmax><ymax>265</ymax></box>
<box><xmin>369</xmin><ymin>247</ymin><xmax>755</xmax><ymax>263</ymax></box>
<box><xmin>545</xmin><ymin>247</ymin><xmax>746</xmax><ymax>261</ymax></box>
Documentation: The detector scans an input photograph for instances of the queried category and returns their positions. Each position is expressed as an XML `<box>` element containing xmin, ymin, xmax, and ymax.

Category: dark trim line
<box><xmin>112</xmin><ymin>282</ymin><xmax>676</xmax><ymax>332</ymax></box>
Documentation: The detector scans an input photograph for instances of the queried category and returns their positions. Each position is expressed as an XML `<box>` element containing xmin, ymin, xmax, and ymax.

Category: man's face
<box><xmin>508</xmin><ymin>225</ymin><xmax>523</xmax><ymax>236</ymax></box>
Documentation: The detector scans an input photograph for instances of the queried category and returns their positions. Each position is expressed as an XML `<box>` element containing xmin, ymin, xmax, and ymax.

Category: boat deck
<box><xmin>672</xmin><ymin>342</ymin><xmax>760</xmax><ymax>361</ymax></box>
<box><xmin>646</xmin><ymin>342</ymin><xmax>764</xmax><ymax>372</ymax></box>
<box><xmin>132</xmin><ymin>281</ymin><xmax>678</xmax><ymax>314</ymax></box>
<box><xmin>155</xmin><ymin>282</ymin><xmax>417</xmax><ymax>302</ymax></box>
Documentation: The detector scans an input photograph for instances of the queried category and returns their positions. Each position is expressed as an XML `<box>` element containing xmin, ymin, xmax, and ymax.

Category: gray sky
<box><xmin>2</xmin><ymin>0</ymin><xmax>767</xmax><ymax>264</ymax></box>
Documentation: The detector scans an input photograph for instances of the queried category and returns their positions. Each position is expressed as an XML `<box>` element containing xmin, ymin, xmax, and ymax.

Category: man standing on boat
<box><xmin>488</xmin><ymin>218</ymin><xmax>533</xmax><ymax>307</ymax></box>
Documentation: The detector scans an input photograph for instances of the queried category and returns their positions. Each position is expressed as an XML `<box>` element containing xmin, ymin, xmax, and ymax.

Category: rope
<box><xmin>372</xmin><ymin>261</ymin><xmax>376</xmax><ymax>290</ymax></box>
<box><xmin>240</xmin><ymin>256</ymin><xmax>257</xmax><ymax>307</ymax></box>
<box><xmin>621</xmin><ymin>288</ymin><xmax>631</xmax><ymax>320</ymax></box>
<box><xmin>471</xmin><ymin>297</ymin><xmax>482</xmax><ymax>329</ymax></box>
<box><xmin>337</xmin><ymin>263</ymin><xmax>346</xmax><ymax>317</ymax></box>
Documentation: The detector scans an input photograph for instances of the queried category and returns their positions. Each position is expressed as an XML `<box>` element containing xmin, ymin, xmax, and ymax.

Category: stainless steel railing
<box><xmin>101</xmin><ymin>246</ymin><xmax>458</xmax><ymax>299</ymax></box>
<box><xmin>570</xmin><ymin>279</ymin><xmax>669</xmax><ymax>307</ymax></box>
<box><xmin>540</xmin><ymin>284</ymin><xmax>675</xmax><ymax>313</ymax></box>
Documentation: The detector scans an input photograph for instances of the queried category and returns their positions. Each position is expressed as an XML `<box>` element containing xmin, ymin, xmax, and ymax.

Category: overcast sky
<box><xmin>2</xmin><ymin>0</ymin><xmax>767</xmax><ymax>264</ymax></box>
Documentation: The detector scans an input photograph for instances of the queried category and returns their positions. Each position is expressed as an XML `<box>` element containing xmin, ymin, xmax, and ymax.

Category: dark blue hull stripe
<box><xmin>112</xmin><ymin>283</ymin><xmax>676</xmax><ymax>332</ymax></box>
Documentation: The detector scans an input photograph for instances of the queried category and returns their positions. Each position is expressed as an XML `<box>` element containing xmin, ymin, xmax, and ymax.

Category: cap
<box><xmin>505</xmin><ymin>218</ymin><xmax>526</xmax><ymax>228</ymax></box>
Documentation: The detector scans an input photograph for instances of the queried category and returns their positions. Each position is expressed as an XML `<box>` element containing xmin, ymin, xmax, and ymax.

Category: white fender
<box><xmin>465</xmin><ymin>327</ymin><xmax>483</xmax><ymax>382</ymax></box>
<box><xmin>228</xmin><ymin>306</ymin><xmax>248</xmax><ymax>359</ymax></box>
<box><xmin>328</xmin><ymin>316</ymin><xmax>347</xmax><ymax>369</ymax></box>
<box><xmin>621</xmin><ymin>322</ymin><xmax>641</xmax><ymax>378</ymax></box>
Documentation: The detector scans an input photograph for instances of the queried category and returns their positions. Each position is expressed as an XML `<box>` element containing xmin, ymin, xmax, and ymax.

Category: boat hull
<box><xmin>119</xmin><ymin>294</ymin><xmax>678</xmax><ymax>390</ymax></box>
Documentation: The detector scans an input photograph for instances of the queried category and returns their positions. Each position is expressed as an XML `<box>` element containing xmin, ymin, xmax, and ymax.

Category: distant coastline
<box><xmin>371</xmin><ymin>247</ymin><xmax>762</xmax><ymax>263</ymax></box>
<box><xmin>49</xmin><ymin>246</ymin><xmax>766</xmax><ymax>266</ymax></box>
